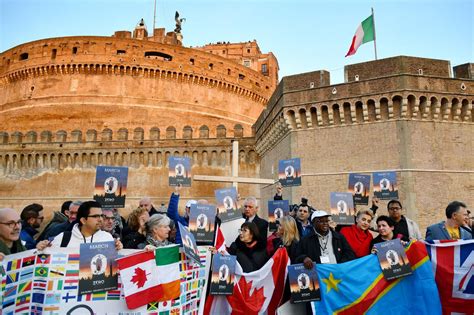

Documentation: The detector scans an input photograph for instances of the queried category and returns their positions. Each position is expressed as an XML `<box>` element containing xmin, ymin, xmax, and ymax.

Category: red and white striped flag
<box><xmin>426</xmin><ymin>239</ymin><xmax>474</xmax><ymax>314</ymax></box>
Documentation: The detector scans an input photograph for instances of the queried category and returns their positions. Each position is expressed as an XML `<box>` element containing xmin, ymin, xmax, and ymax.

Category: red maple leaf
<box><xmin>227</xmin><ymin>277</ymin><xmax>266</xmax><ymax>315</ymax></box>
<box><xmin>131</xmin><ymin>267</ymin><xmax>149</xmax><ymax>288</ymax></box>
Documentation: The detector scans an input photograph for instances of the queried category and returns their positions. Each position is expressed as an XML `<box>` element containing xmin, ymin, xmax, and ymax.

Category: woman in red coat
<box><xmin>340</xmin><ymin>210</ymin><xmax>374</xmax><ymax>257</ymax></box>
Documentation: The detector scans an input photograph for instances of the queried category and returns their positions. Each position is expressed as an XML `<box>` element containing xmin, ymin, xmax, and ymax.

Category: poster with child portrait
<box><xmin>189</xmin><ymin>204</ymin><xmax>216</xmax><ymax>244</ymax></box>
<box><xmin>278</xmin><ymin>158</ymin><xmax>302</xmax><ymax>187</ymax></box>
<box><xmin>169</xmin><ymin>156</ymin><xmax>191</xmax><ymax>187</ymax></box>
<box><xmin>373</xmin><ymin>171</ymin><xmax>398</xmax><ymax>200</ymax></box>
<box><xmin>178</xmin><ymin>222</ymin><xmax>201</xmax><ymax>265</ymax></box>
<box><xmin>93</xmin><ymin>166</ymin><xmax>128</xmax><ymax>208</ymax></box>
<box><xmin>268</xmin><ymin>200</ymin><xmax>289</xmax><ymax>232</ymax></box>
<box><xmin>348</xmin><ymin>173</ymin><xmax>371</xmax><ymax>205</ymax></box>
<box><xmin>288</xmin><ymin>263</ymin><xmax>320</xmax><ymax>303</ymax></box>
<box><xmin>330</xmin><ymin>192</ymin><xmax>355</xmax><ymax>225</ymax></box>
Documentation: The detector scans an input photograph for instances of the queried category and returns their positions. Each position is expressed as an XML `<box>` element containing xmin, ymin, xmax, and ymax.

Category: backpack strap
<box><xmin>60</xmin><ymin>231</ymin><xmax>72</xmax><ymax>247</ymax></box>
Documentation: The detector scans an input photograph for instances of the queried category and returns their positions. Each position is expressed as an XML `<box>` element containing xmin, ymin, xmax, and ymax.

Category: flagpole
<box><xmin>153</xmin><ymin>0</ymin><xmax>157</xmax><ymax>35</ymax></box>
<box><xmin>372</xmin><ymin>7</ymin><xmax>378</xmax><ymax>60</ymax></box>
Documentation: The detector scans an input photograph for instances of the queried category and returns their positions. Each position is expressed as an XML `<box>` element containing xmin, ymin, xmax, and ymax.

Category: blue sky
<box><xmin>1</xmin><ymin>0</ymin><xmax>472</xmax><ymax>84</ymax></box>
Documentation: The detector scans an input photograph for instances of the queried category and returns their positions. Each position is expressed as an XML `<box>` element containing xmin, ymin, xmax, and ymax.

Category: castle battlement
<box><xmin>0</xmin><ymin>136</ymin><xmax>258</xmax><ymax>179</ymax></box>
<box><xmin>0</xmin><ymin>124</ymin><xmax>247</xmax><ymax>144</ymax></box>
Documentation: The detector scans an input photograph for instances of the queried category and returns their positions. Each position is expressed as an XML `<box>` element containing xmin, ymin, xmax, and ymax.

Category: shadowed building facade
<box><xmin>255</xmin><ymin>57</ymin><xmax>473</xmax><ymax>230</ymax></box>
<box><xmin>0</xmin><ymin>21</ymin><xmax>278</xmax><ymax>217</ymax></box>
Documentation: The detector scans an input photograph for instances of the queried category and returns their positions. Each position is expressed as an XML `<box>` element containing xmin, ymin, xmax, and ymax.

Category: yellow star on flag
<box><xmin>322</xmin><ymin>272</ymin><xmax>342</xmax><ymax>293</ymax></box>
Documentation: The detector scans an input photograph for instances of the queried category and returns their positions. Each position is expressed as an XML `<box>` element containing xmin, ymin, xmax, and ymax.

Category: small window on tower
<box><xmin>117</xmin><ymin>50</ymin><xmax>126</xmax><ymax>55</ymax></box>
<box><xmin>72</xmin><ymin>47</ymin><xmax>78</xmax><ymax>54</ymax></box>
<box><xmin>261</xmin><ymin>64</ymin><xmax>268</xmax><ymax>74</ymax></box>
<box><xmin>19</xmin><ymin>53</ymin><xmax>29</xmax><ymax>61</ymax></box>
<box><xmin>243</xmin><ymin>60</ymin><xmax>251</xmax><ymax>67</ymax></box>
<box><xmin>51</xmin><ymin>49</ymin><xmax>57</xmax><ymax>59</ymax></box>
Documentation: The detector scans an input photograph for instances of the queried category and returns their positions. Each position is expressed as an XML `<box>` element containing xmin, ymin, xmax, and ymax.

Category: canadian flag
<box><xmin>117</xmin><ymin>245</ymin><xmax>181</xmax><ymax>309</ymax></box>
<box><xmin>204</xmin><ymin>227</ymin><xmax>290</xmax><ymax>315</ymax></box>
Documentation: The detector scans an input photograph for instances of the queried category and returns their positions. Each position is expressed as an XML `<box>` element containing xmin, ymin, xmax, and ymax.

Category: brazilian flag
<box><xmin>34</xmin><ymin>266</ymin><xmax>49</xmax><ymax>277</ymax></box>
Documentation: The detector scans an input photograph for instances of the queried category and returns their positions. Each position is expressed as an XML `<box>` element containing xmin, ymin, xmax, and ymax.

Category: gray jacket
<box><xmin>425</xmin><ymin>221</ymin><xmax>472</xmax><ymax>241</ymax></box>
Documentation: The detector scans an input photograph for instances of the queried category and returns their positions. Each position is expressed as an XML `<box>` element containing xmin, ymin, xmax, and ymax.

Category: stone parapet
<box><xmin>0</xmin><ymin>136</ymin><xmax>258</xmax><ymax>178</ymax></box>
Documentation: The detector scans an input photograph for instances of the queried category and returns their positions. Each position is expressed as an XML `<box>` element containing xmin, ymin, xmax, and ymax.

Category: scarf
<box><xmin>146</xmin><ymin>235</ymin><xmax>170</xmax><ymax>248</ymax></box>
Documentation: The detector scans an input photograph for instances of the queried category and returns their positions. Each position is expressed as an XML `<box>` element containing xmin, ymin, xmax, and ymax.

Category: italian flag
<box><xmin>345</xmin><ymin>14</ymin><xmax>375</xmax><ymax>57</ymax></box>
<box><xmin>117</xmin><ymin>245</ymin><xmax>181</xmax><ymax>309</ymax></box>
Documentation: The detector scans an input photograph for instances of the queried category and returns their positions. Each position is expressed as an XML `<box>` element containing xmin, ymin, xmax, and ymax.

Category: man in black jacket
<box><xmin>296</xmin><ymin>210</ymin><xmax>355</xmax><ymax>268</ymax></box>
<box><xmin>242</xmin><ymin>196</ymin><xmax>268</xmax><ymax>242</ymax></box>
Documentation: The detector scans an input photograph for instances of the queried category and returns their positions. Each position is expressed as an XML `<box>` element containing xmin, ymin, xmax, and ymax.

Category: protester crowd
<box><xmin>0</xmin><ymin>184</ymin><xmax>472</xmax><ymax>312</ymax></box>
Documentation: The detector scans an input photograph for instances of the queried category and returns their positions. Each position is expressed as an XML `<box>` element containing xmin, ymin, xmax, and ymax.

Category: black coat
<box><xmin>228</xmin><ymin>238</ymin><xmax>268</xmax><ymax>273</ymax></box>
<box><xmin>122</xmin><ymin>230</ymin><xmax>147</xmax><ymax>249</ymax></box>
<box><xmin>248</xmin><ymin>215</ymin><xmax>269</xmax><ymax>242</ymax></box>
<box><xmin>271</xmin><ymin>238</ymin><xmax>299</xmax><ymax>263</ymax></box>
<box><xmin>295</xmin><ymin>229</ymin><xmax>355</xmax><ymax>264</ymax></box>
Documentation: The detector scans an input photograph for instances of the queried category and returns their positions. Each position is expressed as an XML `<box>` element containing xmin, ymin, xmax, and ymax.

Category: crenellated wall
<box><xmin>0</xmin><ymin>124</ymin><xmax>246</xmax><ymax>145</ymax></box>
<box><xmin>0</xmin><ymin>136</ymin><xmax>260</xmax><ymax>222</ymax></box>
<box><xmin>256</xmin><ymin>92</ymin><xmax>473</xmax><ymax>155</ymax></box>
<box><xmin>255</xmin><ymin>56</ymin><xmax>474</xmax><ymax>232</ymax></box>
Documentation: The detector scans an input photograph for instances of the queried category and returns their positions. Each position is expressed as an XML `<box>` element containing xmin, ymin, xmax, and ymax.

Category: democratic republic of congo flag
<box><xmin>313</xmin><ymin>241</ymin><xmax>442</xmax><ymax>315</ymax></box>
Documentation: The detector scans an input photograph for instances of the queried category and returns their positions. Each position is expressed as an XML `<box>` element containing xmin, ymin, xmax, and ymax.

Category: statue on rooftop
<box><xmin>174</xmin><ymin>11</ymin><xmax>185</xmax><ymax>34</ymax></box>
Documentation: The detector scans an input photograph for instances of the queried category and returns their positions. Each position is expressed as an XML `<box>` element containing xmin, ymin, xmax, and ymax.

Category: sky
<box><xmin>1</xmin><ymin>0</ymin><xmax>472</xmax><ymax>84</ymax></box>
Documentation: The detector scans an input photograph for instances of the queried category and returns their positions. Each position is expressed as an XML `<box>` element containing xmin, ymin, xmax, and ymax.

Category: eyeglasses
<box><xmin>103</xmin><ymin>216</ymin><xmax>115</xmax><ymax>221</ymax></box>
<box><xmin>87</xmin><ymin>214</ymin><xmax>105</xmax><ymax>219</ymax></box>
<box><xmin>388</xmin><ymin>207</ymin><xmax>402</xmax><ymax>211</ymax></box>
<box><xmin>0</xmin><ymin>220</ymin><xmax>22</xmax><ymax>228</ymax></box>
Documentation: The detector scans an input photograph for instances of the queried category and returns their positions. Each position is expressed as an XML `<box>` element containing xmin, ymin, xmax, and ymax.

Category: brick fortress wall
<box><xmin>0</xmin><ymin>24</ymin><xmax>277</xmax><ymax>220</ymax></box>
<box><xmin>254</xmin><ymin>56</ymin><xmax>474</xmax><ymax>232</ymax></box>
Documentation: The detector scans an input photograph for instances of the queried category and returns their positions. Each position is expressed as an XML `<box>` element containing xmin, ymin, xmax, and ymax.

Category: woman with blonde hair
<box><xmin>268</xmin><ymin>216</ymin><xmax>300</xmax><ymax>262</ymax></box>
<box><xmin>122</xmin><ymin>207</ymin><xmax>149</xmax><ymax>249</ymax></box>
<box><xmin>340</xmin><ymin>209</ymin><xmax>374</xmax><ymax>257</ymax></box>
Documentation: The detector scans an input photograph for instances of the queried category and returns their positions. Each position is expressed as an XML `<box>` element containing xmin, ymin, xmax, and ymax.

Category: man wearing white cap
<box><xmin>296</xmin><ymin>210</ymin><xmax>355</xmax><ymax>268</ymax></box>
<box><xmin>167</xmin><ymin>185</ymin><xmax>197</xmax><ymax>245</ymax></box>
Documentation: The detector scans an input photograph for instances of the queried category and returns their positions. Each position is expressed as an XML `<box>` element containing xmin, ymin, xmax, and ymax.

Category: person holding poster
<box><xmin>295</xmin><ymin>210</ymin><xmax>355</xmax><ymax>267</ymax></box>
<box><xmin>228</xmin><ymin>222</ymin><xmax>268</xmax><ymax>272</ymax></box>
<box><xmin>386</xmin><ymin>200</ymin><xmax>422</xmax><ymax>242</ymax></box>
<box><xmin>166</xmin><ymin>185</ymin><xmax>197</xmax><ymax>245</ymax></box>
<box><xmin>340</xmin><ymin>210</ymin><xmax>374</xmax><ymax>257</ymax></box>
<box><xmin>370</xmin><ymin>215</ymin><xmax>403</xmax><ymax>250</ymax></box>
